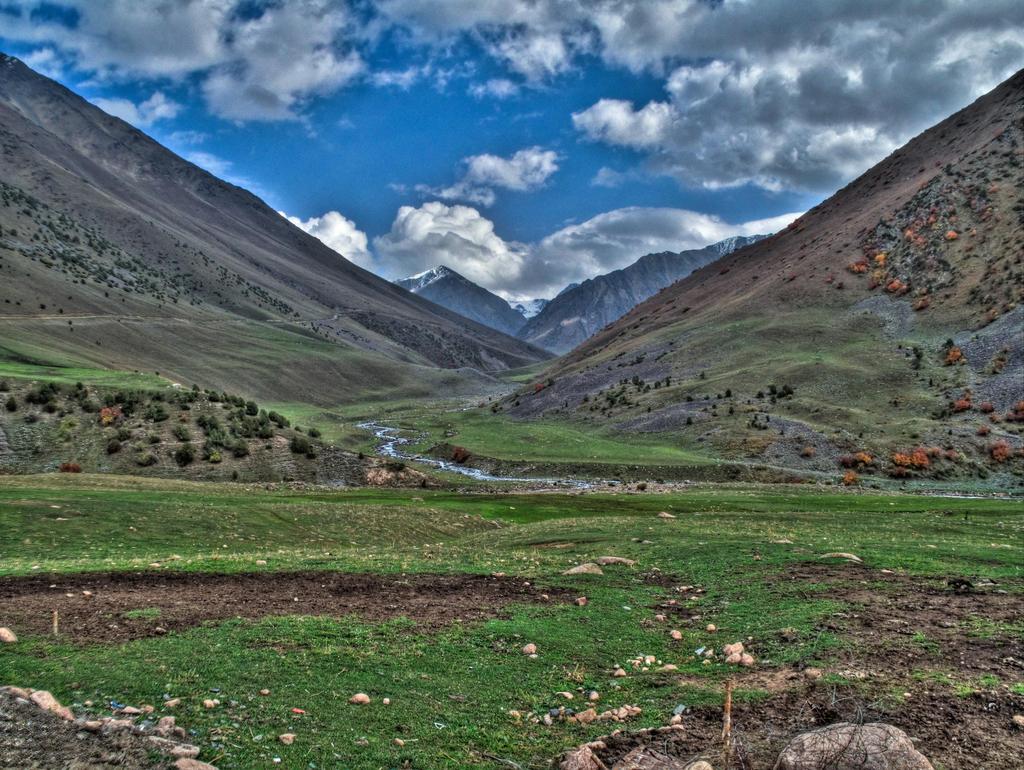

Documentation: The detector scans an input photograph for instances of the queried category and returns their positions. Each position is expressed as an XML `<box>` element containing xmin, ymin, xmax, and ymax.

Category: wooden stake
<box><xmin>722</xmin><ymin>678</ymin><xmax>734</xmax><ymax>768</ymax></box>
<box><xmin>52</xmin><ymin>609</ymin><xmax>59</xmax><ymax>637</ymax></box>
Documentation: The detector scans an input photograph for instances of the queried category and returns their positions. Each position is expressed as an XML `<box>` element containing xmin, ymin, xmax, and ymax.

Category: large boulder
<box><xmin>774</xmin><ymin>722</ymin><xmax>933</xmax><ymax>770</ymax></box>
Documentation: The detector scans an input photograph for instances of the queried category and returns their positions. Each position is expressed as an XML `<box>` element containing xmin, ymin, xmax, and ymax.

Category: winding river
<box><xmin>357</xmin><ymin>421</ymin><xmax>594</xmax><ymax>487</ymax></box>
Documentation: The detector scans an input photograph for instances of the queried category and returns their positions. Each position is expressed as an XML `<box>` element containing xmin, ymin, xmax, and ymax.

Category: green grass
<box><xmin>0</xmin><ymin>359</ymin><xmax>170</xmax><ymax>389</ymax></box>
<box><xmin>0</xmin><ymin>474</ymin><xmax>1021</xmax><ymax>768</ymax></box>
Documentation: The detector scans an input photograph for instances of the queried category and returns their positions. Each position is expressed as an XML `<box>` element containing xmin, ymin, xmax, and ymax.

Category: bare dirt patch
<box><xmin>0</xmin><ymin>571</ymin><xmax>568</xmax><ymax>645</ymax></box>
<box><xmin>572</xmin><ymin>563</ymin><xmax>1024</xmax><ymax>769</ymax></box>
<box><xmin>0</xmin><ymin>690</ymin><xmax>171</xmax><ymax>769</ymax></box>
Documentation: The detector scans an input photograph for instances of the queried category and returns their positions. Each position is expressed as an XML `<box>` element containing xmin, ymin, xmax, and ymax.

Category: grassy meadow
<box><xmin>0</xmin><ymin>474</ymin><xmax>1021</xmax><ymax>768</ymax></box>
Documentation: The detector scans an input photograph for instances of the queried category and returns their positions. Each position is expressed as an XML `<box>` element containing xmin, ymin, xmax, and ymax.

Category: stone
<box><xmin>561</xmin><ymin>744</ymin><xmax>605</xmax><ymax>770</ymax></box>
<box><xmin>804</xmin><ymin>667</ymin><xmax>823</xmax><ymax>681</ymax></box>
<box><xmin>654</xmin><ymin>614</ymin><xmax>666</xmax><ymax>622</ymax></box>
<box><xmin>657</xmin><ymin>512</ymin><xmax>676</xmax><ymax>519</ymax></box>
<box><xmin>670</xmin><ymin>629</ymin><xmax>683</xmax><ymax>640</ymax></box>
<box><xmin>349</xmin><ymin>693</ymin><xmax>371</xmax><ymax>705</ymax></box>
<box><xmin>278</xmin><ymin>733</ymin><xmax>295</xmax><ymax>745</ymax></box>
<box><xmin>563</xmin><ymin>563</ymin><xmax>604</xmax><ymax>576</ymax></box>
<box><xmin>383</xmin><ymin>697</ymin><xmax>391</xmax><ymax>705</ymax></box>
<box><xmin>175</xmin><ymin>760</ymin><xmax>218</xmax><ymax>770</ymax></box>
<box><xmin>723</xmin><ymin>642</ymin><xmax>744</xmax><ymax>656</ymax></box>
<box><xmin>740</xmin><ymin>653</ymin><xmax>755</xmax><ymax>667</ymax></box>
<box><xmin>29</xmin><ymin>690</ymin><xmax>62</xmax><ymax>715</ymax></box>
<box><xmin>612</xmin><ymin>668</ymin><xmax>627</xmax><ymax>677</ymax></box>
<box><xmin>202</xmin><ymin>699</ymin><xmax>219</xmax><ymax>709</ymax></box>
<box><xmin>393</xmin><ymin>738</ymin><xmax>405</xmax><ymax>746</ymax></box>
<box><xmin>706</xmin><ymin>624</ymin><xmax>717</xmax><ymax>633</ymax></box>
<box><xmin>1</xmin><ymin>686</ymin><xmax>30</xmax><ymax>698</ymax></box>
<box><xmin>685</xmin><ymin>762</ymin><xmax>715</xmax><ymax>770</ymax></box>
<box><xmin>774</xmin><ymin>722</ymin><xmax>934</xmax><ymax>770</ymax></box>
<box><xmin>0</xmin><ymin>627</ymin><xmax>17</xmax><ymax>644</ymax></box>
<box><xmin>165</xmin><ymin>698</ymin><xmax>181</xmax><ymax>708</ymax></box>
<box><xmin>259</xmin><ymin>689</ymin><xmax>270</xmax><ymax>696</ymax></box>
<box><xmin>119</xmin><ymin>706</ymin><xmax>142</xmax><ymax>715</ymax></box>
<box><xmin>1012</xmin><ymin>714</ymin><xmax>1024</xmax><ymax>729</ymax></box>
<box><xmin>556</xmin><ymin>691</ymin><xmax>574</xmax><ymax>699</ymax></box>
<box><xmin>575</xmin><ymin>597</ymin><xmax>589</xmax><ymax>606</ymax></box>
<box><xmin>587</xmin><ymin>691</ymin><xmax>600</xmax><ymax>701</ymax></box>
<box><xmin>725</xmin><ymin>653</ymin><xmax>743</xmax><ymax>664</ymax></box>
<box><xmin>595</xmin><ymin>556</ymin><xmax>636</xmax><ymax>566</ymax></box>
<box><xmin>660</xmin><ymin>664</ymin><xmax>678</xmax><ymax>672</ymax></box>
<box><xmin>156</xmin><ymin>716</ymin><xmax>177</xmax><ymax>736</ymax></box>
<box><xmin>170</xmin><ymin>744</ymin><xmax>201</xmax><ymax>759</ymax></box>
<box><xmin>522</xmin><ymin>643</ymin><xmax>538</xmax><ymax>655</ymax></box>
<box><xmin>820</xmin><ymin>552</ymin><xmax>863</xmax><ymax>563</ymax></box>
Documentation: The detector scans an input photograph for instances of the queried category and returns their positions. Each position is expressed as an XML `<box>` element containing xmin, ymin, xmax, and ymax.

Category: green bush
<box><xmin>147</xmin><ymin>432</ymin><xmax>161</xmax><ymax>444</ymax></box>
<box><xmin>208</xmin><ymin>450</ymin><xmax>223</xmax><ymax>464</ymax></box>
<box><xmin>172</xmin><ymin>424</ymin><xmax>191</xmax><ymax>441</ymax></box>
<box><xmin>116</xmin><ymin>428</ymin><xmax>132</xmax><ymax>441</ymax></box>
<box><xmin>307</xmin><ymin>427</ymin><xmax>321</xmax><ymax>439</ymax></box>
<box><xmin>174</xmin><ymin>443</ymin><xmax>195</xmax><ymax>466</ymax></box>
<box><xmin>289</xmin><ymin>435</ymin><xmax>310</xmax><ymax>455</ymax></box>
<box><xmin>135</xmin><ymin>452</ymin><xmax>157</xmax><ymax>467</ymax></box>
<box><xmin>145</xmin><ymin>403</ymin><xmax>169</xmax><ymax>422</ymax></box>
<box><xmin>106</xmin><ymin>438</ymin><xmax>121</xmax><ymax>454</ymax></box>
<box><xmin>4</xmin><ymin>395</ymin><xmax>16</xmax><ymax>412</ymax></box>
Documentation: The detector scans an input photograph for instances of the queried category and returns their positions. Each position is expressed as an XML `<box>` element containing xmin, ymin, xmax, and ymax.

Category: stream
<box><xmin>357</xmin><ymin>421</ymin><xmax>595</xmax><ymax>487</ymax></box>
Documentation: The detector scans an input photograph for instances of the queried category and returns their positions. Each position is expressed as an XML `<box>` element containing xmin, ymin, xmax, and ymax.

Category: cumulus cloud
<box><xmin>372</xmin><ymin>201</ymin><xmax>799</xmax><ymax>299</ymax></box>
<box><xmin>2</xmin><ymin>0</ymin><xmax>363</xmax><ymax>122</ymax></box>
<box><xmin>378</xmin><ymin>0</ymin><xmax>1024</xmax><ymax>191</ymax></box>
<box><xmin>417</xmin><ymin>146</ymin><xmax>559</xmax><ymax>206</ymax></box>
<box><xmin>282</xmin><ymin>210</ymin><xmax>374</xmax><ymax>270</ymax></box>
<box><xmin>374</xmin><ymin>201</ymin><xmax>530</xmax><ymax>288</ymax></box>
<box><xmin>91</xmin><ymin>91</ymin><xmax>182</xmax><ymax>127</ymax></box>
<box><xmin>527</xmin><ymin>207</ymin><xmax>800</xmax><ymax>295</ymax></box>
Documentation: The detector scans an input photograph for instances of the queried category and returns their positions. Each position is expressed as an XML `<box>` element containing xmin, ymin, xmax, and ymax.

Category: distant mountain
<box><xmin>0</xmin><ymin>54</ymin><xmax>550</xmax><ymax>405</ymax></box>
<box><xmin>517</xmin><ymin>235</ymin><xmax>766</xmax><ymax>354</ymax></box>
<box><xmin>395</xmin><ymin>266</ymin><xmax>528</xmax><ymax>336</ymax></box>
<box><xmin>511</xmin><ymin>298</ymin><xmax>549</xmax><ymax>319</ymax></box>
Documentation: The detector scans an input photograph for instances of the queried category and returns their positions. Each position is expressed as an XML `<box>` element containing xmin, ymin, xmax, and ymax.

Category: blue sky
<box><xmin>1</xmin><ymin>1</ymin><xmax>1021</xmax><ymax>299</ymax></box>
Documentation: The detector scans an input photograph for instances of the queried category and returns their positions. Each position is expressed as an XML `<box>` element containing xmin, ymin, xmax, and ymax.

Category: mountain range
<box><xmin>394</xmin><ymin>266</ymin><xmax>532</xmax><ymax>336</ymax></box>
<box><xmin>516</xmin><ymin>234</ymin><xmax>766</xmax><ymax>353</ymax></box>
<box><xmin>0</xmin><ymin>53</ymin><xmax>550</xmax><ymax>405</ymax></box>
<box><xmin>500</xmin><ymin>68</ymin><xmax>1023</xmax><ymax>476</ymax></box>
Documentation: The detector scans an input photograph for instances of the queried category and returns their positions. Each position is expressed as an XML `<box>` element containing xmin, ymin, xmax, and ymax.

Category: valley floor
<box><xmin>0</xmin><ymin>475</ymin><xmax>1021</xmax><ymax>768</ymax></box>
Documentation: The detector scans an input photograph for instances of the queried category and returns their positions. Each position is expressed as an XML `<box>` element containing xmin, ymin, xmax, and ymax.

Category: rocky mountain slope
<box><xmin>0</xmin><ymin>54</ymin><xmax>549</xmax><ymax>405</ymax></box>
<box><xmin>517</xmin><ymin>235</ymin><xmax>766</xmax><ymax>354</ymax></box>
<box><xmin>395</xmin><ymin>266</ymin><xmax>529</xmax><ymax>336</ymax></box>
<box><xmin>499</xmin><ymin>69</ymin><xmax>1024</xmax><ymax>483</ymax></box>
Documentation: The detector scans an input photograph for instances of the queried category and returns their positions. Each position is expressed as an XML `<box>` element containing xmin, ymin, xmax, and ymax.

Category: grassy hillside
<box><xmin>491</xmin><ymin>70</ymin><xmax>1024</xmax><ymax>486</ymax></box>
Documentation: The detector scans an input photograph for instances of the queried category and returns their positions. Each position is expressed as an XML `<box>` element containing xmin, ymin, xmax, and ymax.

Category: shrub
<box><xmin>4</xmin><ymin>395</ymin><xmax>16</xmax><ymax>412</ymax></box>
<box><xmin>173</xmin><ymin>424</ymin><xmax>192</xmax><ymax>441</ymax></box>
<box><xmin>307</xmin><ymin>427</ymin><xmax>321</xmax><ymax>439</ymax></box>
<box><xmin>451</xmin><ymin>446</ymin><xmax>471</xmax><ymax>464</ymax></box>
<box><xmin>952</xmin><ymin>398</ymin><xmax>972</xmax><ymax>412</ymax></box>
<box><xmin>885</xmin><ymin>278</ymin><xmax>906</xmax><ymax>294</ymax></box>
<box><xmin>148</xmin><ymin>432</ymin><xmax>161</xmax><ymax>444</ymax></box>
<box><xmin>289</xmin><ymin>435</ymin><xmax>310</xmax><ymax>455</ymax></box>
<box><xmin>145</xmin><ymin>403</ymin><xmax>169</xmax><ymax>422</ymax></box>
<box><xmin>841</xmin><ymin>470</ymin><xmax>859</xmax><ymax>486</ymax></box>
<box><xmin>977</xmin><ymin>425</ymin><xmax>991</xmax><ymax>436</ymax></box>
<box><xmin>979</xmin><ymin>402</ymin><xmax>995</xmax><ymax>413</ymax></box>
<box><xmin>59</xmin><ymin>462</ymin><xmax>82</xmax><ymax>473</ymax></box>
<box><xmin>944</xmin><ymin>346</ymin><xmax>964</xmax><ymax>365</ymax></box>
<box><xmin>106</xmin><ymin>438</ymin><xmax>121</xmax><ymax>454</ymax></box>
<box><xmin>116</xmin><ymin>427</ymin><xmax>131</xmax><ymax>441</ymax></box>
<box><xmin>135</xmin><ymin>452</ymin><xmax>157</xmax><ymax>467</ymax></box>
<box><xmin>990</xmin><ymin>440</ymin><xmax>1012</xmax><ymax>463</ymax></box>
<box><xmin>174</xmin><ymin>443</ymin><xmax>195</xmax><ymax>466</ymax></box>
<box><xmin>99</xmin><ymin>405</ymin><xmax>122</xmax><ymax>425</ymax></box>
<box><xmin>208</xmin><ymin>450</ymin><xmax>223</xmax><ymax>464</ymax></box>
<box><xmin>245</xmin><ymin>400</ymin><xmax>259</xmax><ymax>416</ymax></box>
<box><xmin>230</xmin><ymin>439</ymin><xmax>250</xmax><ymax>458</ymax></box>
<box><xmin>800</xmin><ymin>445</ymin><xmax>816</xmax><ymax>458</ymax></box>
<box><xmin>892</xmin><ymin>448</ymin><xmax>930</xmax><ymax>469</ymax></box>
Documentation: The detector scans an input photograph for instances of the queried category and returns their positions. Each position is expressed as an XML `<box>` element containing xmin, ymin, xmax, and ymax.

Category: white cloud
<box><xmin>417</xmin><ymin>146</ymin><xmax>559</xmax><ymax>206</ymax></box>
<box><xmin>372</xmin><ymin>201</ymin><xmax>800</xmax><ymax>299</ymax></box>
<box><xmin>91</xmin><ymin>91</ymin><xmax>182</xmax><ymax>127</ymax></box>
<box><xmin>374</xmin><ymin>201</ymin><xmax>530</xmax><ymax>288</ymax></box>
<box><xmin>282</xmin><ymin>210</ymin><xmax>374</xmax><ymax>270</ymax></box>
<box><xmin>468</xmin><ymin>78</ymin><xmax>520</xmax><ymax>99</ymax></box>
<box><xmin>3</xmin><ymin>0</ymin><xmax>363</xmax><ymax>122</ymax></box>
<box><xmin>378</xmin><ymin>0</ymin><xmax>1024</xmax><ymax>191</ymax></box>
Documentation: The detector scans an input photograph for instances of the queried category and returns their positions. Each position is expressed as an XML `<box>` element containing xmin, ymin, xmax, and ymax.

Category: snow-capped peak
<box><xmin>400</xmin><ymin>265</ymin><xmax>453</xmax><ymax>291</ymax></box>
<box><xmin>510</xmin><ymin>298</ymin><xmax>549</xmax><ymax>319</ymax></box>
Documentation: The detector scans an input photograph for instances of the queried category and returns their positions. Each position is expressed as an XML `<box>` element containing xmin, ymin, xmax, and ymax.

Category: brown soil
<box><xmin>0</xmin><ymin>690</ymin><xmax>171</xmax><ymax>770</ymax></box>
<box><xmin>570</xmin><ymin>563</ymin><xmax>1024</xmax><ymax>770</ymax></box>
<box><xmin>0</xmin><ymin>571</ymin><xmax>568</xmax><ymax>645</ymax></box>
